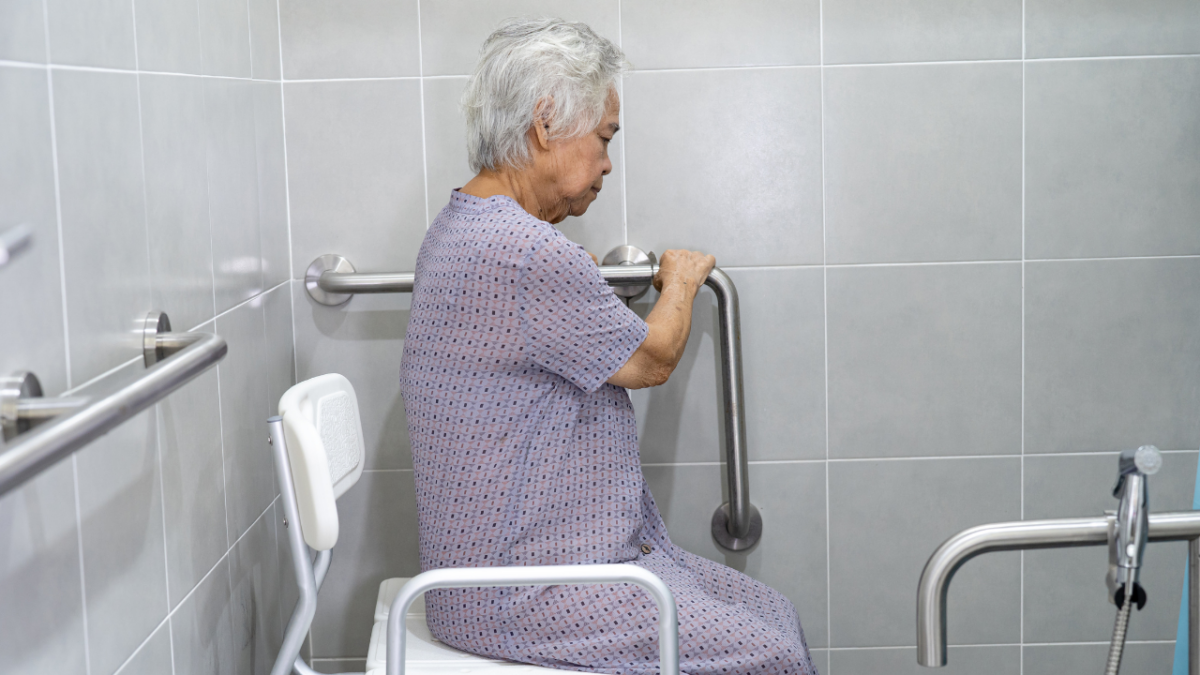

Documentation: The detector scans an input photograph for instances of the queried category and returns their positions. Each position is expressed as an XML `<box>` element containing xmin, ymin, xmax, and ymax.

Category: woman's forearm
<box><xmin>607</xmin><ymin>278</ymin><xmax>700</xmax><ymax>389</ymax></box>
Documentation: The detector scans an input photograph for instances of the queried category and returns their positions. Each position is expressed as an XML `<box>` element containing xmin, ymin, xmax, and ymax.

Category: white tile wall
<box><xmin>3</xmin><ymin>2</ymin><xmax>1200</xmax><ymax>674</ymax></box>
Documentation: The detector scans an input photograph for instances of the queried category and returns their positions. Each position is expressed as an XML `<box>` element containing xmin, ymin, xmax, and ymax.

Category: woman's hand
<box><xmin>653</xmin><ymin>249</ymin><xmax>716</xmax><ymax>295</ymax></box>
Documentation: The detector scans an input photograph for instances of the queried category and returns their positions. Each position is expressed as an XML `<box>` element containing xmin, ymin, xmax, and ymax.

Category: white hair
<box><xmin>461</xmin><ymin>18</ymin><xmax>627</xmax><ymax>173</ymax></box>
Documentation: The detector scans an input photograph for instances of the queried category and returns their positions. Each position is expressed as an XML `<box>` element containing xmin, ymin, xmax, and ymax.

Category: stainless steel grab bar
<box><xmin>0</xmin><ymin>315</ymin><xmax>227</xmax><ymax>498</ymax></box>
<box><xmin>304</xmin><ymin>250</ymin><xmax>762</xmax><ymax>551</ymax></box>
<box><xmin>916</xmin><ymin>510</ymin><xmax>1200</xmax><ymax>671</ymax></box>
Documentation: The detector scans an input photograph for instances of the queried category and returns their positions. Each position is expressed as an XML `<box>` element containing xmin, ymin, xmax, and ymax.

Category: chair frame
<box><xmin>267</xmin><ymin>415</ymin><xmax>682</xmax><ymax>675</ymax></box>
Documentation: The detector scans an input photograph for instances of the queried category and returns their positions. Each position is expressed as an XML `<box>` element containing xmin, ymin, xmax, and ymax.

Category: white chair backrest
<box><xmin>277</xmin><ymin>373</ymin><xmax>366</xmax><ymax>551</ymax></box>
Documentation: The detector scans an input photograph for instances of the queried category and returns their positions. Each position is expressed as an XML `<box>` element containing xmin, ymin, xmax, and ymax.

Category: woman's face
<box><xmin>540</xmin><ymin>91</ymin><xmax>620</xmax><ymax>223</ymax></box>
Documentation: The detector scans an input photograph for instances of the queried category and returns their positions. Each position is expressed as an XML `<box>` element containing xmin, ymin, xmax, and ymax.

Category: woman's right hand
<box><xmin>653</xmin><ymin>249</ymin><xmax>716</xmax><ymax>294</ymax></box>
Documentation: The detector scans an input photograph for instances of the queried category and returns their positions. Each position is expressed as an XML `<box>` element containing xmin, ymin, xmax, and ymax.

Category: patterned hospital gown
<box><xmin>399</xmin><ymin>191</ymin><xmax>816</xmax><ymax>675</ymax></box>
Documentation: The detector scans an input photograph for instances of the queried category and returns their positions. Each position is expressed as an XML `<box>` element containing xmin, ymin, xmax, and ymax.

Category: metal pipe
<box><xmin>268</xmin><ymin>416</ymin><xmax>320</xmax><ymax>675</ymax></box>
<box><xmin>1191</xmin><ymin>537</ymin><xmax>1199</xmax><ymax>675</ymax></box>
<box><xmin>385</xmin><ymin>564</ymin><xmax>679</xmax><ymax>675</ymax></box>
<box><xmin>15</xmin><ymin>396</ymin><xmax>90</xmax><ymax>420</ymax></box>
<box><xmin>315</xmin><ymin>260</ymin><xmax>761</xmax><ymax>551</ymax></box>
<box><xmin>0</xmin><ymin>331</ymin><xmax>227</xmax><ymax>498</ymax></box>
<box><xmin>916</xmin><ymin>511</ymin><xmax>1200</xmax><ymax>668</ymax></box>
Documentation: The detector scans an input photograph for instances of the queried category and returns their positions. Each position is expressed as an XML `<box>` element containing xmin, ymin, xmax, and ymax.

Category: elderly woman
<box><xmin>399</xmin><ymin>18</ymin><xmax>816</xmax><ymax>675</ymax></box>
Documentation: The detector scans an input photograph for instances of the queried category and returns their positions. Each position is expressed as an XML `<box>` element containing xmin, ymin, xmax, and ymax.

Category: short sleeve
<box><xmin>518</xmin><ymin>235</ymin><xmax>649</xmax><ymax>392</ymax></box>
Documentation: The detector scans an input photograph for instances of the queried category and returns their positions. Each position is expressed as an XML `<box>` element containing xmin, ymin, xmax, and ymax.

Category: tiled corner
<box><xmin>280</xmin><ymin>0</ymin><xmax>419</xmax><ymax>79</ymax></box>
<box><xmin>159</xmin><ymin>368</ymin><xmax>229</xmax><ymax>607</ymax></box>
<box><xmin>1025</xmin><ymin>57</ymin><xmax>1200</xmax><ymax>259</ymax></box>
<box><xmin>140</xmin><ymin>74</ymin><xmax>216</xmax><ymax>332</ymax></box>
<box><xmin>828</xmin><ymin>458</ymin><xmax>1021</xmax><ymax>647</ymax></box>
<box><xmin>284</xmin><ymin>80</ymin><xmax>428</xmax><ymax>276</ymax></box>
<box><xmin>0</xmin><ymin>463</ymin><xmax>87</xmax><ymax>675</ymax></box>
<box><xmin>822</xmin><ymin>0</ymin><xmax>1022</xmax><ymax>64</ymax></box>
<box><xmin>74</xmin><ymin>410</ymin><xmax>168</xmax><ymax>675</ymax></box>
<box><xmin>624</xmin><ymin>68</ymin><xmax>823</xmax><ymax>267</ymax></box>
<box><xmin>826</xmin><ymin>263</ymin><xmax>1022</xmax><ymax>459</ymax></box>
<box><xmin>1026</xmin><ymin>0</ymin><xmax>1200</xmax><ymax>58</ymax></box>
<box><xmin>631</xmin><ymin>266</ymin><xmax>826</xmax><ymax>463</ymax></box>
<box><xmin>309</xmin><ymin>471</ymin><xmax>421</xmax><ymax>658</ymax></box>
<box><xmin>52</xmin><ymin>69</ymin><xmax>152</xmax><ymax>386</ymax></box>
<box><xmin>0</xmin><ymin>0</ymin><xmax>46</xmax><ymax>62</ymax></box>
<box><xmin>133</xmin><ymin>0</ymin><xmax>204</xmax><ymax>74</ymax></box>
<box><xmin>292</xmin><ymin>284</ymin><xmax>413</xmax><ymax>469</ymax></box>
<box><xmin>643</xmin><ymin>462</ymin><xmax>829</xmax><ymax>648</ymax></box>
<box><xmin>253</xmin><ymin>82</ymin><xmax>289</xmax><ymax>289</ymax></box>
<box><xmin>621</xmin><ymin>0</ymin><xmax>819</xmax><ymax>69</ymax></box>
<box><xmin>263</xmin><ymin>283</ymin><xmax>296</xmax><ymax>412</ymax></box>
<box><xmin>823</xmin><ymin>63</ymin><xmax>1022</xmax><ymax>264</ymax></box>
<box><xmin>421</xmin><ymin>75</ymin><xmax>626</xmax><ymax>255</ymax></box>
<box><xmin>230</xmin><ymin>506</ymin><xmax>284</xmax><ymax>675</ymax></box>
<box><xmin>172</xmin><ymin>558</ymin><xmax>237</xmax><ymax>675</ymax></box>
<box><xmin>419</xmin><ymin>0</ymin><xmax>619</xmax><ymax>77</ymax></box>
<box><xmin>1024</xmin><ymin>258</ymin><xmax>1200</xmax><ymax>454</ymax></box>
<box><xmin>198</xmin><ymin>0</ymin><xmax>253</xmax><ymax>78</ymax></box>
<box><xmin>114</xmin><ymin>620</ymin><xmax>173</xmax><ymax>675</ymax></box>
<box><xmin>1023</xmin><ymin>642</ymin><xmax>1176</xmax><ymax>675</ymax></box>
<box><xmin>43</xmin><ymin>0</ymin><xmax>136</xmax><ymax>68</ymax></box>
<box><xmin>829</xmin><ymin>645</ymin><xmax>1020</xmax><ymax>675</ymax></box>
<box><xmin>0</xmin><ymin>66</ymin><xmax>67</xmax><ymax>394</ymax></box>
<box><xmin>205</xmin><ymin>78</ymin><xmax>265</xmax><ymax>313</ymax></box>
<box><xmin>1022</xmin><ymin>452</ymin><xmax>1197</xmax><ymax>644</ymax></box>
<box><xmin>217</xmin><ymin>300</ymin><xmax>276</xmax><ymax>540</ymax></box>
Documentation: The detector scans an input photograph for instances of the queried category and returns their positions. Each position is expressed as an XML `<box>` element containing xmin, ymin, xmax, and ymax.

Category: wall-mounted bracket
<box><xmin>0</xmin><ymin>372</ymin><xmax>88</xmax><ymax>442</ymax></box>
<box><xmin>306</xmin><ymin>254</ymin><xmax>357</xmax><ymax>307</ymax></box>
<box><xmin>602</xmin><ymin>245</ymin><xmax>656</xmax><ymax>302</ymax></box>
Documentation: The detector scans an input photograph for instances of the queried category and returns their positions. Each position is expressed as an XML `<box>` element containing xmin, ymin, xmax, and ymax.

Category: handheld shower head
<box><xmin>1110</xmin><ymin>445</ymin><xmax>1162</xmax><ymax>608</ymax></box>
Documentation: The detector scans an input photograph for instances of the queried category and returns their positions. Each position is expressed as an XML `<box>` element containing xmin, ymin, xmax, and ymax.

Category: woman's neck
<box><xmin>460</xmin><ymin>167</ymin><xmax>562</xmax><ymax>223</ymax></box>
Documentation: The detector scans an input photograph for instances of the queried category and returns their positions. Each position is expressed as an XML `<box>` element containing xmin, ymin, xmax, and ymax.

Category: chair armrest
<box><xmin>385</xmin><ymin>564</ymin><xmax>679</xmax><ymax>675</ymax></box>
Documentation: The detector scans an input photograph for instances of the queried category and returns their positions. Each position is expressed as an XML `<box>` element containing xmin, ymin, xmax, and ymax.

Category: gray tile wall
<box><xmin>5</xmin><ymin>2</ymin><xmax>1200</xmax><ymax>675</ymax></box>
<box><xmin>278</xmin><ymin>2</ymin><xmax>1200</xmax><ymax>673</ymax></box>
<box><xmin>0</xmin><ymin>0</ymin><xmax>294</xmax><ymax>670</ymax></box>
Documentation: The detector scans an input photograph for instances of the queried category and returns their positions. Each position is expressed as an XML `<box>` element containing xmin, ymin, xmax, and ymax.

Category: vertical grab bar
<box><xmin>306</xmin><ymin>252</ymin><xmax>762</xmax><ymax>551</ymax></box>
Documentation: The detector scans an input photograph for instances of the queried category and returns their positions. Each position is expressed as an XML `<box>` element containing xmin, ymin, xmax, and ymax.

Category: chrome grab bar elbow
<box><xmin>307</xmin><ymin>251</ymin><xmax>762</xmax><ymax>551</ymax></box>
<box><xmin>916</xmin><ymin>510</ymin><xmax>1200</xmax><ymax>669</ymax></box>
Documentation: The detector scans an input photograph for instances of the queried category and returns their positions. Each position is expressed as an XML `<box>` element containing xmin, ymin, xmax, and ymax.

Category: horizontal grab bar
<box><xmin>305</xmin><ymin>251</ymin><xmax>761</xmax><ymax>551</ymax></box>
<box><xmin>0</xmin><ymin>325</ymin><xmax>227</xmax><ymax>499</ymax></box>
<box><xmin>916</xmin><ymin>510</ymin><xmax>1200</xmax><ymax>669</ymax></box>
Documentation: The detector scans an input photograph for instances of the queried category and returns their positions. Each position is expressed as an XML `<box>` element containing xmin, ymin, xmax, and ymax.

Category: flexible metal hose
<box><xmin>1104</xmin><ymin>583</ymin><xmax>1134</xmax><ymax>675</ymax></box>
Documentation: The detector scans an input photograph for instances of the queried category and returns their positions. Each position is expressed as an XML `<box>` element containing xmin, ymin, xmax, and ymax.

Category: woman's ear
<box><xmin>531</xmin><ymin>98</ymin><xmax>553</xmax><ymax>151</ymax></box>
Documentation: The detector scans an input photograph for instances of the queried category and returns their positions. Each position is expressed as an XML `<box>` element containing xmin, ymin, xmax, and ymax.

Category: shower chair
<box><xmin>268</xmin><ymin>373</ymin><xmax>680</xmax><ymax>675</ymax></box>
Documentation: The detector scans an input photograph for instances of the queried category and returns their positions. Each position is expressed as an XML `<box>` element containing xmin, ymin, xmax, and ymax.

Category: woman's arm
<box><xmin>607</xmin><ymin>249</ymin><xmax>715</xmax><ymax>390</ymax></box>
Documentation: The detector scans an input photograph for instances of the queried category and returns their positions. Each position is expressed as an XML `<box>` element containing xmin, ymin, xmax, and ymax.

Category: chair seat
<box><xmin>368</xmin><ymin>578</ymin><xmax>565</xmax><ymax>674</ymax></box>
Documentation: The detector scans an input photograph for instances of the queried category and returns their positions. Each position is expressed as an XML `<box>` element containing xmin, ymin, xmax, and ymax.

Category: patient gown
<box><xmin>399</xmin><ymin>190</ymin><xmax>817</xmax><ymax>675</ymax></box>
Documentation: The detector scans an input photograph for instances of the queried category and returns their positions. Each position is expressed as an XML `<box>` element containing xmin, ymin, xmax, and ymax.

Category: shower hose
<box><xmin>1104</xmin><ymin>581</ymin><xmax>1134</xmax><ymax>675</ymax></box>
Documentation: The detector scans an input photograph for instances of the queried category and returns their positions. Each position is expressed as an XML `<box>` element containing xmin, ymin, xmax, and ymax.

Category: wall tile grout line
<box><xmin>416</xmin><ymin>0</ymin><xmax>430</xmax><ymax>227</ymax></box>
<box><xmin>108</xmin><ymin>495</ymin><xmax>281</xmax><ymax>675</ymax></box>
<box><xmin>819</xmin><ymin>0</ymin><xmax>833</xmax><ymax>662</ymax></box>
<box><xmin>617</xmin><ymin>0</ymin><xmax>628</xmax><ymax>246</ymax></box>
<box><xmin>1019</xmin><ymin>0</ymin><xmax>1030</xmax><ymax>668</ymax></box>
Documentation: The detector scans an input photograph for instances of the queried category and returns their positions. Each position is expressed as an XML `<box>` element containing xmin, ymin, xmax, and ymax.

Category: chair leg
<box><xmin>269</xmin><ymin>417</ymin><xmax>322</xmax><ymax>675</ymax></box>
